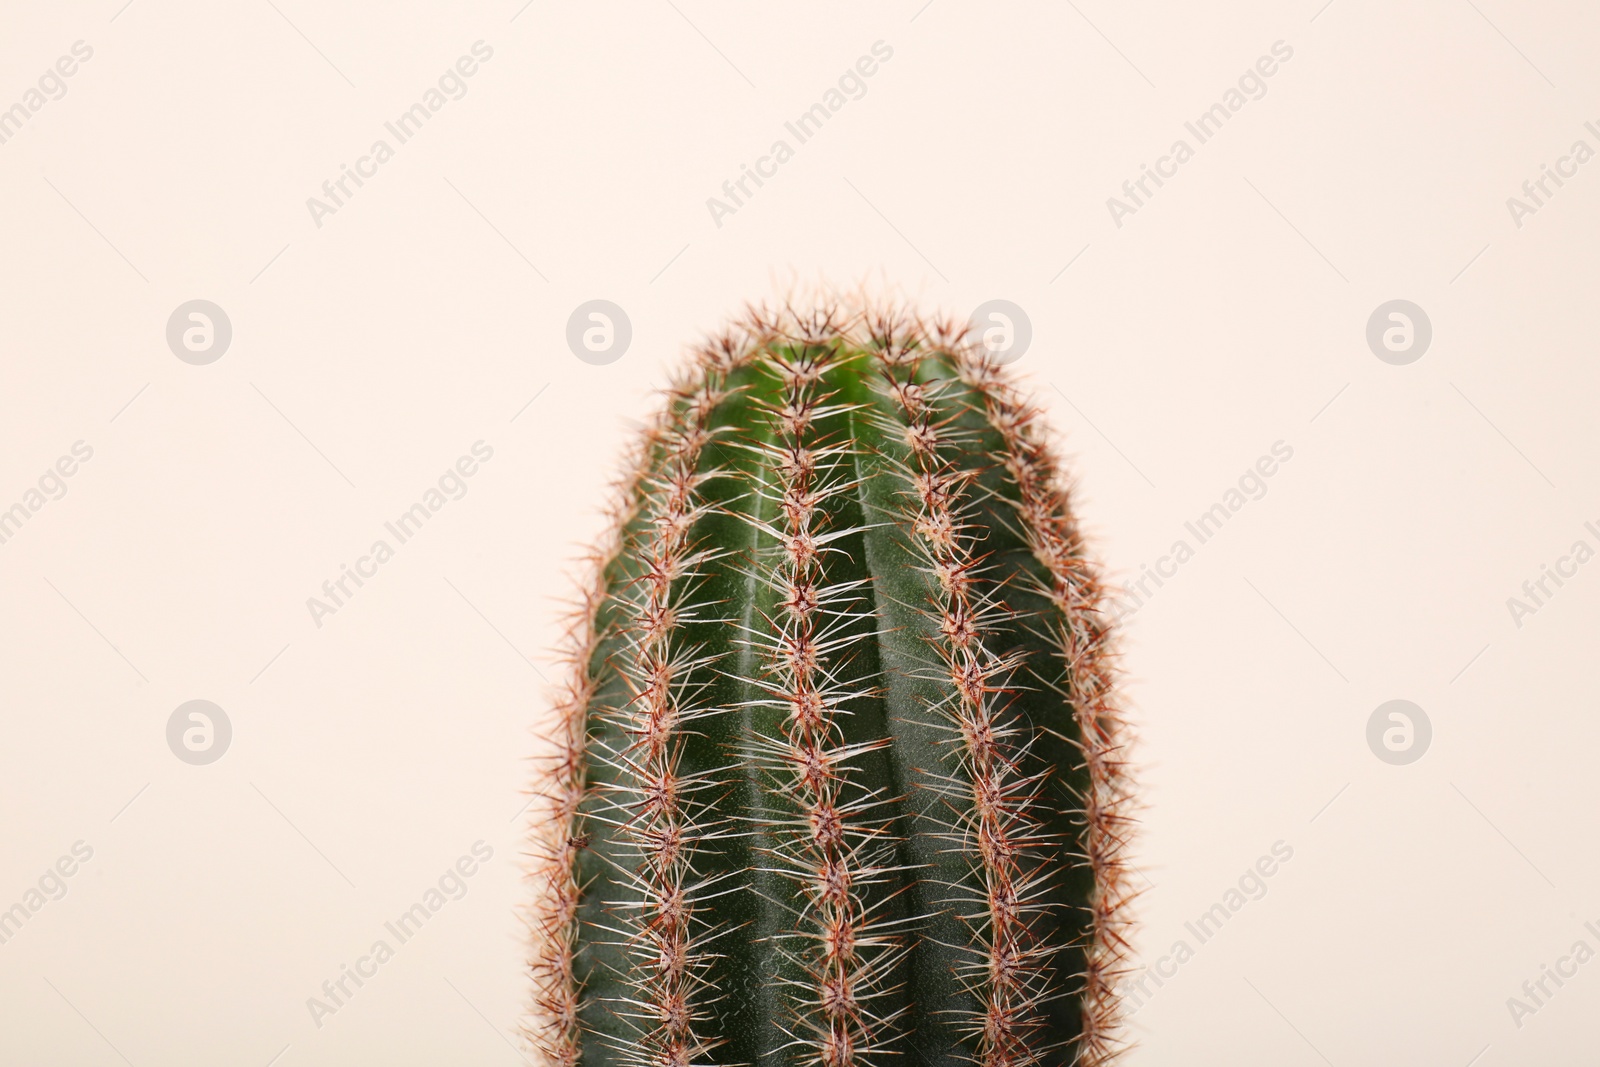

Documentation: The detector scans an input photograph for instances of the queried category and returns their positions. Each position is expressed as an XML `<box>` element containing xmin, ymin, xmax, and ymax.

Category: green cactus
<box><xmin>528</xmin><ymin>302</ymin><xmax>1133</xmax><ymax>1067</ymax></box>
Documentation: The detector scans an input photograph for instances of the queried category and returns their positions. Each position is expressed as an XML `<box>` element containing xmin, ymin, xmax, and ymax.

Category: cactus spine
<box><xmin>529</xmin><ymin>303</ymin><xmax>1133</xmax><ymax>1067</ymax></box>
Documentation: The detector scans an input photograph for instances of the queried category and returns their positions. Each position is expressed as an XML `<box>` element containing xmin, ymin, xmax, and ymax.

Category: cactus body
<box><xmin>530</xmin><ymin>305</ymin><xmax>1132</xmax><ymax>1067</ymax></box>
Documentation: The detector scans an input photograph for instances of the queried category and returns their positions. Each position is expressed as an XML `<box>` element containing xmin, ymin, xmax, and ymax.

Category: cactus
<box><xmin>527</xmin><ymin>301</ymin><xmax>1133</xmax><ymax>1067</ymax></box>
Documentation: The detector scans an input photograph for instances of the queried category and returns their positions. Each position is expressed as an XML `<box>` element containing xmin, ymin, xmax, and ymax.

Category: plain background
<box><xmin>3</xmin><ymin>1</ymin><xmax>1598</xmax><ymax>1064</ymax></box>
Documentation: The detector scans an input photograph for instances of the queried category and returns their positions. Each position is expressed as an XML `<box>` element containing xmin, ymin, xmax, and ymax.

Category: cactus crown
<box><xmin>528</xmin><ymin>301</ymin><xmax>1133</xmax><ymax>1067</ymax></box>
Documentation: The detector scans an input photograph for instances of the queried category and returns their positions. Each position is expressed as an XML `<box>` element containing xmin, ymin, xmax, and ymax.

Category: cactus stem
<box><xmin>529</xmin><ymin>296</ymin><xmax>1135</xmax><ymax>1067</ymax></box>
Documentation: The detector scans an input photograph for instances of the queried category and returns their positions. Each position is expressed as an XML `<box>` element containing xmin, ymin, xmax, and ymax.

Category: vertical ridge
<box><xmin>878</xmin><ymin>346</ymin><xmax>1060</xmax><ymax>1067</ymax></box>
<box><xmin>957</xmin><ymin>363</ymin><xmax>1134</xmax><ymax>1066</ymax></box>
<box><xmin>528</xmin><ymin>390</ymin><xmax>688</xmax><ymax>1067</ymax></box>
<box><xmin>579</xmin><ymin>375</ymin><xmax>731</xmax><ymax>1067</ymax></box>
<box><xmin>750</xmin><ymin>333</ymin><xmax>907</xmax><ymax>1066</ymax></box>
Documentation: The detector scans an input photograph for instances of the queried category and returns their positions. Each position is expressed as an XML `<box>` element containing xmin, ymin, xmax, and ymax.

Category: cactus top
<box><xmin>530</xmin><ymin>303</ymin><xmax>1133</xmax><ymax>1067</ymax></box>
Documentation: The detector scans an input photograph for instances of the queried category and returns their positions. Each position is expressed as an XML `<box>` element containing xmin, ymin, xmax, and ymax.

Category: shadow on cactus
<box><xmin>527</xmin><ymin>301</ymin><xmax>1135</xmax><ymax>1067</ymax></box>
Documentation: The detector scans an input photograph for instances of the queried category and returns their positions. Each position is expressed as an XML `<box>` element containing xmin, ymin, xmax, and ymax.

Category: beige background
<box><xmin>2</xmin><ymin>1</ymin><xmax>1598</xmax><ymax>1064</ymax></box>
